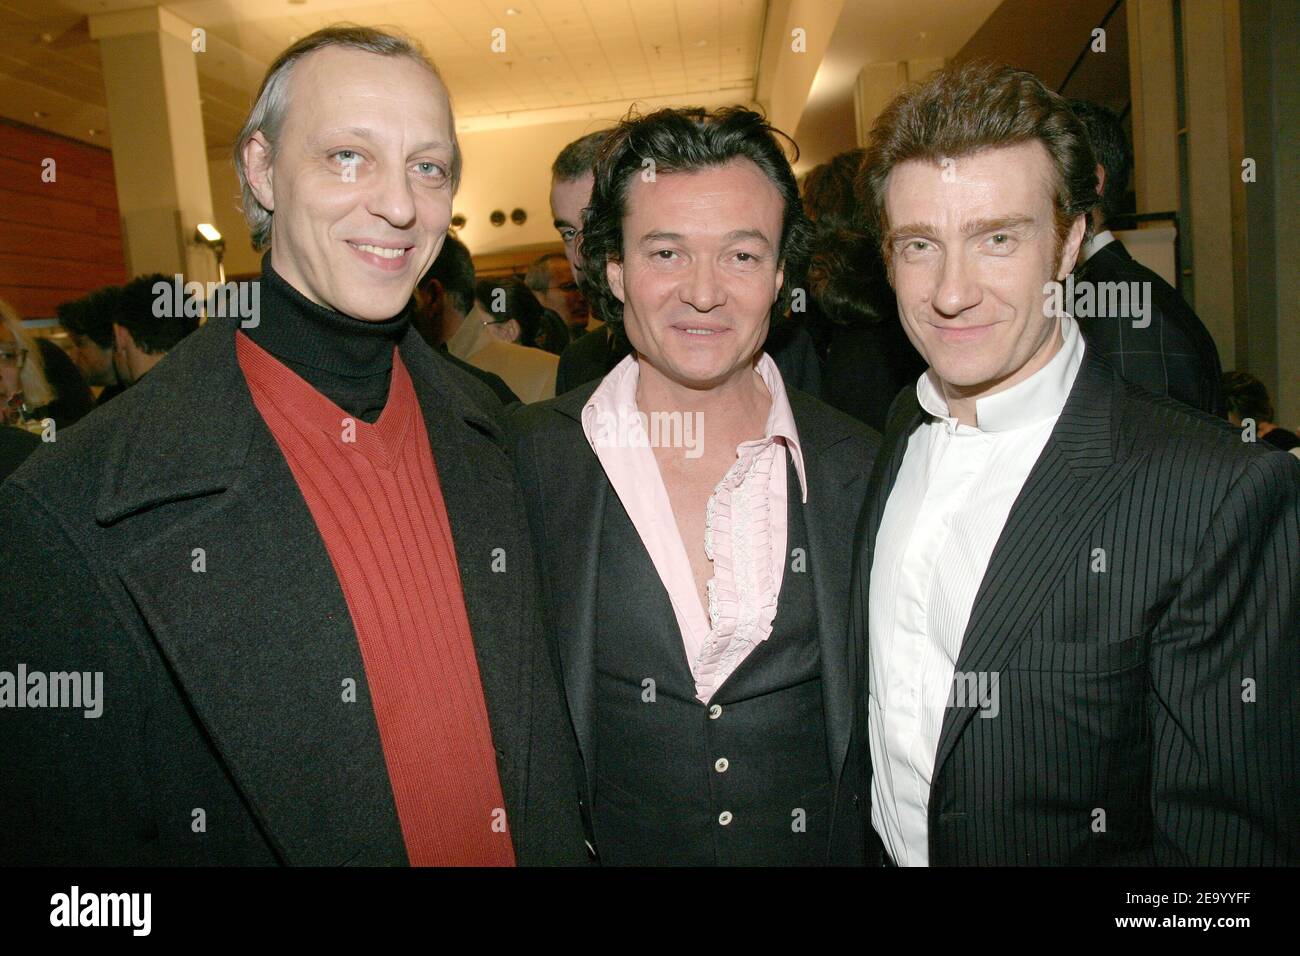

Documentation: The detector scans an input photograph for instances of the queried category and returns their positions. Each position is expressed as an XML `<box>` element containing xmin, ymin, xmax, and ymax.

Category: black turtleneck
<box><xmin>244</xmin><ymin>253</ymin><xmax>411</xmax><ymax>423</ymax></box>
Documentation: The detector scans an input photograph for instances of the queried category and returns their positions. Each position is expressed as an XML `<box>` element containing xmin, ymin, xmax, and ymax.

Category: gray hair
<box><xmin>524</xmin><ymin>252</ymin><xmax>567</xmax><ymax>293</ymax></box>
<box><xmin>233</xmin><ymin>24</ymin><xmax>462</xmax><ymax>251</ymax></box>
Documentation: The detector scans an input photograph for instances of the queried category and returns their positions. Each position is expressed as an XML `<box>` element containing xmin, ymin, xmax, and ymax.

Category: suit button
<box><xmin>853</xmin><ymin>793</ymin><xmax>860</xmax><ymax>808</ymax></box>
<box><xmin>714</xmin><ymin>757</ymin><xmax>729</xmax><ymax>773</ymax></box>
<box><xmin>718</xmin><ymin>811</ymin><xmax>733</xmax><ymax>826</ymax></box>
<box><xmin>709</xmin><ymin>704</ymin><xmax>722</xmax><ymax>719</ymax></box>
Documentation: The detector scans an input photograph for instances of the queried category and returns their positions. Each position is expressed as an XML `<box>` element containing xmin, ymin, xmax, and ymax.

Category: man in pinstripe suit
<box><xmin>850</xmin><ymin>61</ymin><xmax>1299</xmax><ymax>866</ymax></box>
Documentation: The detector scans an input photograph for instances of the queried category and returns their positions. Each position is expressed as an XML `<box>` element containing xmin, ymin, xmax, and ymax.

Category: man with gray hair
<box><xmin>0</xmin><ymin>25</ymin><xmax>586</xmax><ymax>866</ymax></box>
<box><xmin>525</xmin><ymin>251</ymin><xmax>593</xmax><ymax>340</ymax></box>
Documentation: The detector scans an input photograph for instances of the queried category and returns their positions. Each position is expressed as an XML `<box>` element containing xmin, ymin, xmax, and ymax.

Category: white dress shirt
<box><xmin>868</xmin><ymin>315</ymin><xmax>1086</xmax><ymax>866</ymax></box>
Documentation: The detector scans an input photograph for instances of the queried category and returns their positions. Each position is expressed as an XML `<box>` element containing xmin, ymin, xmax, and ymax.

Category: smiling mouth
<box><xmin>675</xmin><ymin>326</ymin><xmax>727</xmax><ymax>336</ymax></box>
<box><xmin>347</xmin><ymin>241</ymin><xmax>410</xmax><ymax>260</ymax></box>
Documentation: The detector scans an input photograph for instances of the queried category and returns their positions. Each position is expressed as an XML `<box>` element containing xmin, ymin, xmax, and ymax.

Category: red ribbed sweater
<box><xmin>236</xmin><ymin>332</ymin><xmax>515</xmax><ymax>866</ymax></box>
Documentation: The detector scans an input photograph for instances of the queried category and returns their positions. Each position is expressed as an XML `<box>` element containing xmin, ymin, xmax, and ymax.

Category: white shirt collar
<box><xmin>1080</xmin><ymin>229</ymin><xmax>1117</xmax><ymax>263</ymax></box>
<box><xmin>915</xmin><ymin>315</ymin><xmax>1086</xmax><ymax>433</ymax></box>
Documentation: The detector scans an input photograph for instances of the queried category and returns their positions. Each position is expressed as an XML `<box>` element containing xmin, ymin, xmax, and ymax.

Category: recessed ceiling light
<box><xmin>39</xmin><ymin>32</ymin><xmax>53</xmax><ymax>43</ymax></box>
<box><xmin>87</xmin><ymin>128</ymin><xmax>101</xmax><ymax>136</ymax></box>
<box><xmin>695</xmin><ymin>40</ymin><xmax>708</xmax><ymax>47</ymax></box>
<box><xmin>506</xmin><ymin>7</ymin><xmax>521</xmax><ymax>14</ymax></box>
<box><xmin>33</xmin><ymin>110</ymin><xmax>49</xmax><ymax>118</ymax></box>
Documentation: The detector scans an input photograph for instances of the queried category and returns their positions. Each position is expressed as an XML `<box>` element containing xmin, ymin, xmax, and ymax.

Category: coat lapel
<box><xmin>537</xmin><ymin>387</ymin><xmax>607</xmax><ymax>798</ymax></box>
<box><xmin>99</xmin><ymin>320</ymin><xmax>533</xmax><ymax>865</ymax></box>
<box><xmin>101</xmin><ymin>318</ymin><xmax>406</xmax><ymax>865</ymax></box>
<box><xmin>929</xmin><ymin>351</ymin><xmax>1145</xmax><ymax>783</ymax></box>
<box><xmin>788</xmin><ymin>392</ymin><xmax>873</xmax><ymax>799</ymax></box>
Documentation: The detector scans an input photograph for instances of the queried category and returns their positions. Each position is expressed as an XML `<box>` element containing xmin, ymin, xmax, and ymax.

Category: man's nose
<box><xmin>366</xmin><ymin>160</ymin><xmax>417</xmax><ymax>230</ymax></box>
<box><xmin>680</xmin><ymin>257</ymin><xmax>725</xmax><ymax>312</ymax></box>
<box><xmin>931</xmin><ymin>249</ymin><xmax>981</xmax><ymax>318</ymax></box>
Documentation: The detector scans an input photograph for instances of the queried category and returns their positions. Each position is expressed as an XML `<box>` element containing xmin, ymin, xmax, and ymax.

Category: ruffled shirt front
<box><xmin>582</xmin><ymin>354</ymin><xmax>808</xmax><ymax>703</ymax></box>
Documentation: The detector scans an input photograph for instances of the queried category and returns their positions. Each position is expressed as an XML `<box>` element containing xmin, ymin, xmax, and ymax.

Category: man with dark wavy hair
<box><xmin>510</xmin><ymin>106</ymin><xmax>879</xmax><ymax>865</ymax></box>
<box><xmin>851</xmin><ymin>61</ymin><xmax>1298</xmax><ymax>866</ymax></box>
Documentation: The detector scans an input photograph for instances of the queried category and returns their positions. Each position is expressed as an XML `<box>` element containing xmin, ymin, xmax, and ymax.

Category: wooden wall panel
<box><xmin>0</xmin><ymin>120</ymin><xmax>126</xmax><ymax>320</ymax></box>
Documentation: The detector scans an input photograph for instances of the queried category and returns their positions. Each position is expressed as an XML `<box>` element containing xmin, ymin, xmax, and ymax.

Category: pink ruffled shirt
<box><xmin>581</xmin><ymin>353</ymin><xmax>808</xmax><ymax>703</ymax></box>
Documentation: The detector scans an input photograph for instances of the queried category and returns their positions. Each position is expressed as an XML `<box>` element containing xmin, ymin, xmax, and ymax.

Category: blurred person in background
<box><xmin>526</xmin><ymin>252</ymin><xmax>593</xmax><ymax>339</ymax></box>
<box><xmin>410</xmin><ymin>249</ymin><xmax>519</xmax><ymax>405</ymax></box>
<box><xmin>802</xmin><ymin>148</ymin><xmax>925</xmax><ymax>431</ymax></box>
<box><xmin>442</xmin><ymin>237</ymin><xmax>558</xmax><ymax>402</ymax></box>
<box><xmin>1069</xmin><ymin>99</ymin><xmax>1223</xmax><ymax>416</ymax></box>
<box><xmin>550</xmin><ymin>129</ymin><xmax>632</xmax><ymax>394</ymax></box>
<box><xmin>476</xmin><ymin>277</ymin><xmax>546</xmax><ymax>348</ymax></box>
<box><xmin>1223</xmin><ymin>370</ymin><xmax>1300</xmax><ymax>457</ymax></box>
<box><xmin>0</xmin><ymin>298</ymin><xmax>46</xmax><ymax>478</ymax></box>
<box><xmin>0</xmin><ymin>297</ymin><xmax>91</xmax><ymax>432</ymax></box>
<box><xmin>58</xmin><ymin>285</ymin><xmax>126</xmax><ymax>406</ymax></box>
<box><xmin>110</xmin><ymin>273</ymin><xmax>200</xmax><ymax>387</ymax></box>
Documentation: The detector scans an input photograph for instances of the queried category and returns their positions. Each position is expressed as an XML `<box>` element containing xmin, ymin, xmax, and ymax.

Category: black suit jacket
<box><xmin>509</xmin><ymin>379</ymin><xmax>880</xmax><ymax>864</ymax></box>
<box><xmin>851</xmin><ymin>348</ymin><xmax>1300</xmax><ymax>865</ymax></box>
<box><xmin>1074</xmin><ymin>238</ymin><xmax>1225</xmax><ymax>416</ymax></box>
<box><xmin>0</xmin><ymin>316</ymin><xmax>586</xmax><ymax>865</ymax></box>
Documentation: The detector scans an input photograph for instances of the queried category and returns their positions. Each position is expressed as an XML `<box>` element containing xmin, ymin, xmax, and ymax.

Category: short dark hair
<box><xmin>859</xmin><ymin>61</ymin><xmax>1098</xmax><ymax>271</ymax></box>
<box><xmin>579</xmin><ymin>106</ymin><xmax>811</xmax><ymax>330</ymax></box>
<box><xmin>420</xmin><ymin>234</ymin><xmax>476</xmax><ymax>316</ymax></box>
<box><xmin>1069</xmin><ymin>99</ymin><xmax>1132</xmax><ymax>226</ymax></box>
<box><xmin>551</xmin><ymin>129</ymin><xmax>609</xmax><ymax>183</ymax></box>
<box><xmin>476</xmin><ymin>277</ymin><xmax>545</xmax><ymax>348</ymax></box>
<box><xmin>802</xmin><ymin>148</ymin><xmax>869</xmax><ymax>234</ymax></box>
<box><xmin>115</xmin><ymin>274</ymin><xmax>198</xmax><ymax>354</ymax></box>
<box><xmin>1222</xmin><ymin>371</ymin><xmax>1275</xmax><ymax>423</ymax></box>
<box><xmin>58</xmin><ymin>286</ymin><xmax>122</xmax><ymax>350</ymax></box>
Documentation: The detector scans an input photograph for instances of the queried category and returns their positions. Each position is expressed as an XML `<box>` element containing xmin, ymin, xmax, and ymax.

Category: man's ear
<box><xmin>606</xmin><ymin>258</ymin><xmax>625</xmax><ymax>304</ymax></box>
<box><xmin>112</xmin><ymin>323</ymin><xmax>130</xmax><ymax>354</ymax></box>
<box><xmin>1094</xmin><ymin>162</ymin><xmax>1106</xmax><ymax>198</ymax></box>
<box><xmin>773</xmin><ymin>260</ymin><xmax>785</xmax><ymax>304</ymax></box>
<box><xmin>1056</xmin><ymin>214</ymin><xmax>1088</xmax><ymax>280</ymax></box>
<box><xmin>243</xmin><ymin>131</ymin><xmax>276</xmax><ymax>214</ymax></box>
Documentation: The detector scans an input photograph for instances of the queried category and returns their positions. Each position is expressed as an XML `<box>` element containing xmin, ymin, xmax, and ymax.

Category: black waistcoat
<box><xmin>591</xmin><ymin>458</ymin><xmax>830</xmax><ymax>865</ymax></box>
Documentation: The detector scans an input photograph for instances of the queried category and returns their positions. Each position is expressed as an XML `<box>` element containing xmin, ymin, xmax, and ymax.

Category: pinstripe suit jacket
<box><xmin>850</xmin><ymin>347</ymin><xmax>1300</xmax><ymax>865</ymax></box>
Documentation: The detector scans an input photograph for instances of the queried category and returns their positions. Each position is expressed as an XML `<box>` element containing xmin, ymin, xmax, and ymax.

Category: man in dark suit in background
<box><xmin>852</xmin><ymin>62</ymin><xmax>1298</xmax><ymax>865</ymax></box>
<box><xmin>1069</xmin><ymin>99</ymin><xmax>1224</xmax><ymax>416</ymax></box>
<box><xmin>549</xmin><ymin>129</ymin><xmax>631</xmax><ymax>395</ymax></box>
<box><xmin>512</xmin><ymin>106</ymin><xmax>878</xmax><ymax>865</ymax></box>
<box><xmin>0</xmin><ymin>25</ymin><xmax>583</xmax><ymax>866</ymax></box>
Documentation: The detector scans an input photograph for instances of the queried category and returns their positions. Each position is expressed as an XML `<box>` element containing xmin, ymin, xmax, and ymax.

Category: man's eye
<box><xmin>654</xmin><ymin>250</ymin><xmax>676</xmax><ymax>260</ymax></box>
<box><xmin>735</xmin><ymin>252</ymin><xmax>755</xmax><ymax>262</ymax></box>
<box><xmin>560</xmin><ymin>229</ymin><xmax>577</xmax><ymax>242</ymax></box>
<box><xmin>415</xmin><ymin>161</ymin><xmax>446</xmax><ymax>178</ymax></box>
<box><xmin>332</xmin><ymin>150</ymin><xmax>360</xmax><ymax>165</ymax></box>
<box><xmin>991</xmin><ymin>233</ymin><xmax>1007</xmax><ymax>244</ymax></box>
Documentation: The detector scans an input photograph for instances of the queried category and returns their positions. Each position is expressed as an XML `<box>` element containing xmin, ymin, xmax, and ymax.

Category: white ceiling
<box><xmin>0</xmin><ymin>0</ymin><xmax>765</xmax><ymax>154</ymax></box>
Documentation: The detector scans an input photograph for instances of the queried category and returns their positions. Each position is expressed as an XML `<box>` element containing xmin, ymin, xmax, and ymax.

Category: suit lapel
<box><xmin>929</xmin><ymin>351</ymin><xmax>1145</xmax><ymax>783</ymax></box>
<box><xmin>535</xmin><ymin>388</ymin><xmax>606</xmax><ymax>797</ymax></box>
<box><xmin>789</xmin><ymin>392</ymin><xmax>870</xmax><ymax>798</ymax></box>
